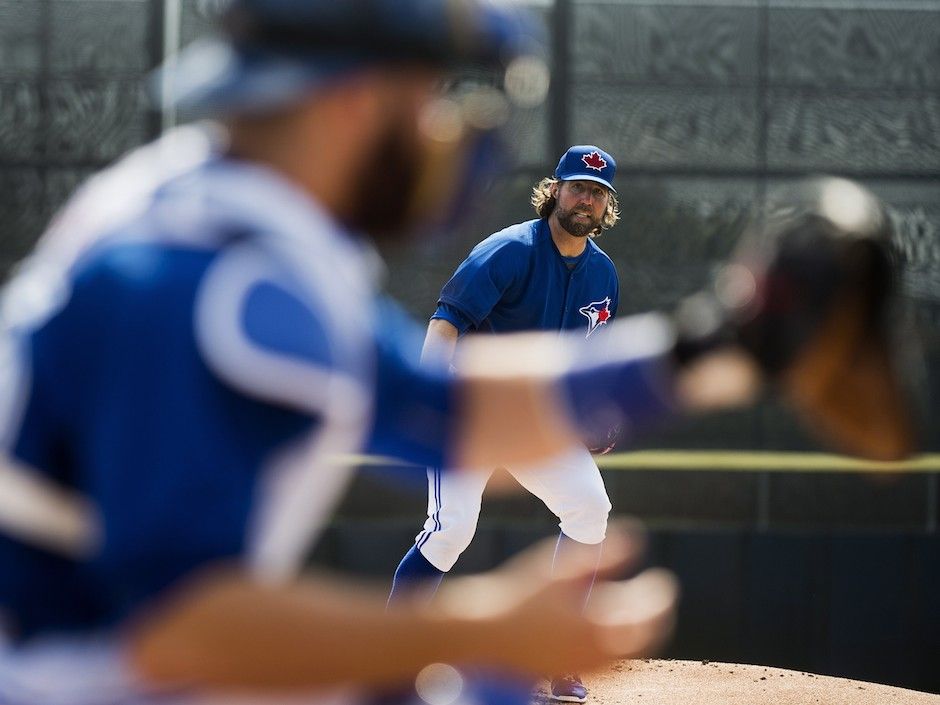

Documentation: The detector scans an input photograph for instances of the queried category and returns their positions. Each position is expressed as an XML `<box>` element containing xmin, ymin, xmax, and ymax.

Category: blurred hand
<box><xmin>130</xmin><ymin>522</ymin><xmax>676</xmax><ymax>692</ymax></box>
<box><xmin>433</xmin><ymin>521</ymin><xmax>678</xmax><ymax>676</ymax></box>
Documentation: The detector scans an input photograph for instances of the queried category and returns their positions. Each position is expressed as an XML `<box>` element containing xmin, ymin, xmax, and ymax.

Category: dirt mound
<box><xmin>570</xmin><ymin>659</ymin><xmax>938</xmax><ymax>705</ymax></box>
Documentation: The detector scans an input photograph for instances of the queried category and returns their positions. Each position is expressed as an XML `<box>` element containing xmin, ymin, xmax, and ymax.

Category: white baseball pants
<box><xmin>414</xmin><ymin>445</ymin><xmax>611</xmax><ymax>572</ymax></box>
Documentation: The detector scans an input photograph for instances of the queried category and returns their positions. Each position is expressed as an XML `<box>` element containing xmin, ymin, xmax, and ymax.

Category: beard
<box><xmin>344</xmin><ymin>115</ymin><xmax>424</xmax><ymax>243</ymax></box>
<box><xmin>555</xmin><ymin>204</ymin><xmax>600</xmax><ymax>237</ymax></box>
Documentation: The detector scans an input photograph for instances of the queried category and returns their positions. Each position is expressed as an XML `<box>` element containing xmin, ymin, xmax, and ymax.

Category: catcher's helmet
<box><xmin>157</xmin><ymin>0</ymin><xmax>545</xmax><ymax>116</ymax></box>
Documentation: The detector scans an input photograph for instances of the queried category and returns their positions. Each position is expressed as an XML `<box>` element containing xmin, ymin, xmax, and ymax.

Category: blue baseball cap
<box><xmin>554</xmin><ymin>145</ymin><xmax>617</xmax><ymax>193</ymax></box>
<box><xmin>155</xmin><ymin>0</ymin><xmax>545</xmax><ymax>116</ymax></box>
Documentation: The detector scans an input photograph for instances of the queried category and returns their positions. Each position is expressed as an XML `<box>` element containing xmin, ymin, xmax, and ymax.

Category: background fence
<box><xmin>1</xmin><ymin>0</ymin><xmax>938</xmax><ymax>693</ymax></box>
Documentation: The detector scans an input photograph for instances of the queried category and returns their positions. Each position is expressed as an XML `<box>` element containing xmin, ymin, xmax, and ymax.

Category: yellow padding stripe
<box><xmin>334</xmin><ymin>451</ymin><xmax>940</xmax><ymax>473</ymax></box>
<box><xmin>596</xmin><ymin>451</ymin><xmax>940</xmax><ymax>473</ymax></box>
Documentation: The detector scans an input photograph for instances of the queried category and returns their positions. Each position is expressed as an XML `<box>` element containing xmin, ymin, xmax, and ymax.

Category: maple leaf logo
<box><xmin>581</xmin><ymin>151</ymin><xmax>607</xmax><ymax>172</ymax></box>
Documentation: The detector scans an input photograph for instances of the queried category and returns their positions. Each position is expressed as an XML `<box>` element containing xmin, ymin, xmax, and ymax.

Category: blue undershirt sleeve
<box><xmin>366</xmin><ymin>297</ymin><xmax>456</xmax><ymax>470</ymax></box>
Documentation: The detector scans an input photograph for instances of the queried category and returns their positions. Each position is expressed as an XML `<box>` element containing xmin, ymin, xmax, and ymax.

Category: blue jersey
<box><xmin>0</xmin><ymin>128</ymin><xmax>674</xmax><ymax>705</ymax></box>
<box><xmin>434</xmin><ymin>218</ymin><xmax>619</xmax><ymax>338</ymax></box>
<box><xmin>0</xmin><ymin>126</ymin><xmax>452</xmax><ymax>651</ymax></box>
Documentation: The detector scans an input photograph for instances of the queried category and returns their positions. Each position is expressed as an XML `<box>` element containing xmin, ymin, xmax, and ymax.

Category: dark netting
<box><xmin>1</xmin><ymin>1</ymin><xmax>939</xmax><ymax>692</ymax></box>
<box><xmin>0</xmin><ymin>0</ymin><xmax>938</xmax><ymax>514</ymax></box>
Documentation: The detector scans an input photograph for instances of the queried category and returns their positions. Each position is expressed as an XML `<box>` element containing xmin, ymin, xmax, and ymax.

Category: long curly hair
<box><xmin>530</xmin><ymin>177</ymin><xmax>620</xmax><ymax>236</ymax></box>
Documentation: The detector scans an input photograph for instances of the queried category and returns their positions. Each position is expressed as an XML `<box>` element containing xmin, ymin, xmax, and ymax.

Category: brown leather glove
<box><xmin>674</xmin><ymin>177</ymin><xmax>914</xmax><ymax>461</ymax></box>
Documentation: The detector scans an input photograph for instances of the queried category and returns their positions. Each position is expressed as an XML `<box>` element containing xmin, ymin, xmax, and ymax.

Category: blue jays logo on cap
<box><xmin>554</xmin><ymin>145</ymin><xmax>616</xmax><ymax>193</ymax></box>
<box><xmin>581</xmin><ymin>151</ymin><xmax>607</xmax><ymax>171</ymax></box>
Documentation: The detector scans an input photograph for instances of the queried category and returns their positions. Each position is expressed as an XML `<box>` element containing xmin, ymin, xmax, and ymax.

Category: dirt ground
<box><xmin>544</xmin><ymin>660</ymin><xmax>939</xmax><ymax>705</ymax></box>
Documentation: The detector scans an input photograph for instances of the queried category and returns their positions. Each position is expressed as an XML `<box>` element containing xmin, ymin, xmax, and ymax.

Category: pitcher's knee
<box><xmin>557</xmin><ymin>495</ymin><xmax>611</xmax><ymax>545</ymax></box>
<box><xmin>418</xmin><ymin>520</ymin><xmax>479</xmax><ymax>572</ymax></box>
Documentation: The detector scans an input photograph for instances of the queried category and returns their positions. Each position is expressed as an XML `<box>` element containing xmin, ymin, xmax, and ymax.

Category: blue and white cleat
<box><xmin>549</xmin><ymin>674</ymin><xmax>587</xmax><ymax>703</ymax></box>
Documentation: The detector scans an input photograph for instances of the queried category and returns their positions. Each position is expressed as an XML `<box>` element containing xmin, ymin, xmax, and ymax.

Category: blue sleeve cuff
<box><xmin>432</xmin><ymin>301</ymin><xmax>474</xmax><ymax>335</ymax></box>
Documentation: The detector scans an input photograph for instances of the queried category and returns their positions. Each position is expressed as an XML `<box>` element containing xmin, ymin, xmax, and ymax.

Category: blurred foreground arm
<box><xmin>394</xmin><ymin>309</ymin><xmax>762</xmax><ymax>472</ymax></box>
<box><xmin>130</xmin><ymin>526</ymin><xmax>677</xmax><ymax>692</ymax></box>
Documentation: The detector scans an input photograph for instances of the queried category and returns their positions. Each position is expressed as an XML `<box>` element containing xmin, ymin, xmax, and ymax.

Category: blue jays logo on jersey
<box><xmin>579</xmin><ymin>297</ymin><xmax>612</xmax><ymax>338</ymax></box>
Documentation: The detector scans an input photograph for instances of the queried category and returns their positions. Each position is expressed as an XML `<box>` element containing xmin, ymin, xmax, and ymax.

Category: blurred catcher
<box><xmin>0</xmin><ymin>1</ymin><xmax>911</xmax><ymax>704</ymax></box>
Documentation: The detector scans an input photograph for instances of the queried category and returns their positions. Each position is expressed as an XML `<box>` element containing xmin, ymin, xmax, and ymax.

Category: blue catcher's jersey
<box><xmin>434</xmin><ymin>219</ymin><xmax>619</xmax><ymax>338</ymax></box>
<box><xmin>0</xmin><ymin>126</ymin><xmax>453</xmax><ymax>649</ymax></box>
<box><xmin>0</xmin><ymin>127</ymin><xmax>677</xmax><ymax>705</ymax></box>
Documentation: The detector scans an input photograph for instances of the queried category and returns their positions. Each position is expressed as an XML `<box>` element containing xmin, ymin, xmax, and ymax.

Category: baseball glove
<box><xmin>674</xmin><ymin>177</ymin><xmax>914</xmax><ymax>461</ymax></box>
